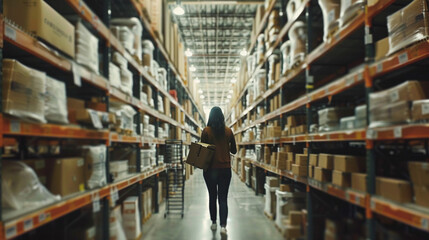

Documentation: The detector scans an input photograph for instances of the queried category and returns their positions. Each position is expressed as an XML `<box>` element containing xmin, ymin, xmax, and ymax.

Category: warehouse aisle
<box><xmin>141</xmin><ymin>169</ymin><xmax>284</xmax><ymax>240</ymax></box>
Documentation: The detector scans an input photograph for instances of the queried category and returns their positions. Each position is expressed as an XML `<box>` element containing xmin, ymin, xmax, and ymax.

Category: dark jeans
<box><xmin>203</xmin><ymin>168</ymin><xmax>232</xmax><ymax>227</ymax></box>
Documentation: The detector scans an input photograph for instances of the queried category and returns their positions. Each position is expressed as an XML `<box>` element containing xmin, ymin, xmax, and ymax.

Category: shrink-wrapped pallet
<box><xmin>45</xmin><ymin>76</ymin><xmax>68</xmax><ymax>124</ymax></box>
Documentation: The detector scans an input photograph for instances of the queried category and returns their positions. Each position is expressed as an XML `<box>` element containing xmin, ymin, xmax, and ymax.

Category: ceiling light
<box><xmin>240</xmin><ymin>48</ymin><xmax>248</xmax><ymax>56</ymax></box>
<box><xmin>200</xmin><ymin>95</ymin><xmax>205</xmax><ymax>99</ymax></box>
<box><xmin>194</xmin><ymin>77</ymin><xmax>200</xmax><ymax>83</ymax></box>
<box><xmin>231</xmin><ymin>78</ymin><xmax>237</xmax><ymax>83</ymax></box>
<box><xmin>198</xmin><ymin>89</ymin><xmax>203</xmax><ymax>94</ymax></box>
<box><xmin>185</xmin><ymin>48</ymin><xmax>192</xmax><ymax>57</ymax></box>
<box><xmin>190</xmin><ymin>65</ymin><xmax>196</xmax><ymax>72</ymax></box>
<box><xmin>227</xmin><ymin>95</ymin><xmax>232</xmax><ymax>99</ymax></box>
<box><xmin>173</xmin><ymin>1</ymin><xmax>185</xmax><ymax>16</ymax></box>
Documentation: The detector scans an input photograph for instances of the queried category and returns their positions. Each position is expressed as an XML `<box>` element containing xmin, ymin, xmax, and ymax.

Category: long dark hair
<box><xmin>207</xmin><ymin>107</ymin><xmax>225</xmax><ymax>138</ymax></box>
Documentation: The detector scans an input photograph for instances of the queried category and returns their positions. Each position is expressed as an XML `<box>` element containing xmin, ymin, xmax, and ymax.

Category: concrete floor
<box><xmin>141</xmin><ymin>169</ymin><xmax>284</xmax><ymax>240</ymax></box>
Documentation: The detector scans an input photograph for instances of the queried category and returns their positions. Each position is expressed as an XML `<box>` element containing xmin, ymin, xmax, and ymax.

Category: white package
<box><xmin>83</xmin><ymin>145</ymin><xmax>107</xmax><ymax>189</ymax></box>
<box><xmin>289</xmin><ymin>21</ymin><xmax>307</xmax><ymax>68</ymax></box>
<box><xmin>45</xmin><ymin>76</ymin><xmax>68</xmax><ymax>124</ymax></box>
<box><xmin>2</xmin><ymin>161</ymin><xmax>60</xmax><ymax>210</ymax></box>
<box><xmin>76</xmin><ymin>21</ymin><xmax>99</xmax><ymax>73</ymax></box>
<box><xmin>112</xmin><ymin>52</ymin><xmax>128</xmax><ymax>69</ymax></box>
<box><xmin>111</xmin><ymin>18</ymin><xmax>142</xmax><ymax>60</ymax></box>
<box><xmin>109</xmin><ymin>62</ymin><xmax>121</xmax><ymax>88</ymax></box>
<box><xmin>120</xmin><ymin>67</ymin><xmax>133</xmax><ymax>96</ymax></box>
<box><xmin>318</xmin><ymin>0</ymin><xmax>341</xmax><ymax>41</ymax></box>
<box><xmin>280</xmin><ymin>41</ymin><xmax>292</xmax><ymax>75</ymax></box>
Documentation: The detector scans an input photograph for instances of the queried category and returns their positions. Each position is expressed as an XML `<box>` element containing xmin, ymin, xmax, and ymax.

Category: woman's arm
<box><xmin>201</xmin><ymin>128</ymin><xmax>209</xmax><ymax>144</ymax></box>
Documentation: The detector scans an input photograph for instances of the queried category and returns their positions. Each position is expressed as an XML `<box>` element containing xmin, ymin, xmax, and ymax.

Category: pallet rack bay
<box><xmin>228</xmin><ymin>0</ymin><xmax>429</xmax><ymax>239</ymax></box>
<box><xmin>0</xmin><ymin>0</ymin><xmax>203</xmax><ymax>239</ymax></box>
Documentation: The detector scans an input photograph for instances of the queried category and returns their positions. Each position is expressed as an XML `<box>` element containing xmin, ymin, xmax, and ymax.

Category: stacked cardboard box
<box><xmin>332</xmin><ymin>155</ymin><xmax>365</xmax><ymax>188</ymax></box>
<box><xmin>46</xmin><ymin>158</ymin><xmax>85</xmax><ymax>197</ymax></box>
<box><xmin>408</xmin><ymin>161</ymin><xmax>429</xmax><ymax>207</ymax></box>
<box><xmin>308</xmin><ymin>154</ymin><xmax>318</xmax><ymax>178</ymax></box>
<box><xmin>265</xmin><ymin>176</ymin><xmax>280</xmax><ymax>218</ymax></box>
<box><xmin>292</xmin><ymin>153</ymin><xmax>308</xmax><ymax>177</ymax></box>
<box><xmin>283</xmin><ymin>115</ymin><xmax>306</xmax><ymax>136</ymax></box>
<box><xmin>264</xmin><ymin>146</ymin><xmax>271</xmax><ymax>164</ymax></box>
<box><xmin>269</xmin><ymin>94</ymin><xmax>282</xmax><ymax>113</ymax></box>
<box><xmin>122</xmin><ymin>196</ymin><xmax>142</xmax><ymax>239</ymax></box>
<box><xmin>376</xmin><ymin>177</ymin><xmax>412</xmax><ymax>203</ymax></box>
<box><xmin>314</xmin><ymin>154</ymin><xmax>333</xmax><ymax>182</ymax></box>
<box><xmin>283</xmin><ymin>211</ymin><xmax>305</xmax><ymax>239</ymax></box>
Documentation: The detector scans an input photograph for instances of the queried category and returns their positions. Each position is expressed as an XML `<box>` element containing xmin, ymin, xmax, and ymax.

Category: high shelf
<box><xmin>228</xmin><ymin>0</ymin><xmax>429</xmax><ymax>239</ymax></box>
<box><xmin>0</xmin><ymin>0</ymin><xmax>200</xmax><ymax>239</ymax></box>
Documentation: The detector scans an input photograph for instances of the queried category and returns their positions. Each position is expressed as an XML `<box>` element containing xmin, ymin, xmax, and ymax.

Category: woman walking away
<box><xmin>201</xmin><ymin>106</ymin><xmax>237</xmax><ymax>236</ymax></box>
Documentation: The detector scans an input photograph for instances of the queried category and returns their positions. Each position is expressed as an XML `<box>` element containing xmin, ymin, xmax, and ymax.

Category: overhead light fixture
<box><xmin>231</xmin><ymin>78</ymin><xmax>237</xmax><ymax>83</ymax></box>
<box><xmin>240</xmin><ymin>48</ymin><xmax>248</xmax><ymax>56</ymax></box>
<box><xmin>173</xmin><ymin>0</ymin><xmax>185</xmax><ymax>16</ymax></box>
<box><xmin>190</xmin><ymin>65</ymin><xmax>196</xmax><ymax>72</ymax></box>
<box><xmin>227</xmin><ymin>95</ymin><xmax>232</xmax><ymax>99</ymax></box>
<box><xmin>198</xmin><ymin>89</ymin><xmax>203</xmax><ymax>94</ymax></box>
<box><xmin>185</xmin><ymin>48</ymin><xmax>193</xmax><ymax>57</ymax></box>
<box><xmin>194</xmin><ymin>77</ymin><xmax>200</xmax><ymax>83</ymax></box>
<box><xmin>200</xmin><ymin>95</ymin><xmax>205</xmax><ymax>99</ymax></box>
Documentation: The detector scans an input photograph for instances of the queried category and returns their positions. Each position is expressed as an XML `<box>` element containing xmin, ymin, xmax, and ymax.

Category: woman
<box><xmin>201</xmin><ymin>107</ymin><xmax>237</xmax><ymax>236</ymax></box>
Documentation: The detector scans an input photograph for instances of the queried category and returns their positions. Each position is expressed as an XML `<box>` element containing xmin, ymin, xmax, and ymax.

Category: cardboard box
<box><xmin>67</xmin><ymin>97</ymin><xmax>86</xmax><ymax>110</ymax></box>
<box><xmin>46</xmin><ymin>158</ymin><xmax>85</xmax><ymax>196</ymax></box>
<box><xmin>292</xmin><ymin>164</ymin><xmax>307</xmax><ymax>177</ymax></box>
<box><xmin>412</xmin><ymin>99</ymin><xmax>429</xmax><ymax>122</ymax></box>
<box><xmin>332</xmin><ymin>170</ymin><xmax>351</xmax><ymax>188</ymax></box>
<box><xmin>287</xmin><ymin>160</ymin><xmax>293</xmax><ymax>171</ymax></box>
<box><xmin>284</xmin><ymin>225</ymin><xmax>302</xmax><ymax>239</ymax></box>
<box><xmin>4</xmin><ymin>0</ymin><xmax>75</xmax><ymax>57</ymax></box>
<box><xmin>351</xmin><ymin>173</ymin><xmax>367</xmax><ymax>192</ymax></box>
<box><xmin>333</xmin><ymin>155</ymin><xmax>365</xmax><ymax>173</ymax></box>
<box><xmin>143</xmin><ymin>85</ymin><xmax>153</xmax><ymax>102</ymax></box>
<box><xmin>318</xmin><ymin>154</ymin><xmax>334</xmax><ymax>169</ymax></box>
<box><xmin>375</xmin><ymin>37</ymin><xmax>390</xmax><ymax>61</ymax></box>
<box><xmin>408</xmin><ymin>161</ymin><xmax>429</xmax><ymax>186</ymax></box>
<box><xmin>309</xmin><ymin>154</ymin><xmax>318</xmax><ymax>166</ymax></box>
<box><xmin>314</xmin><ymin>167</ymin><xmax>332</xmax><ymax>182</ymax></box>
<box><xmin>287</xmin><ymin>152</ymin><xmax>295</xmax><ymax>162</ymax></box>
<box><xmin>289</xmin><ymin>211</ymin><xmax>302</xmax><ymax>225</ymax></box>
<box><xmin>280</xmin><ymin>184</ymin><xmax>292</xmax><ymax>192</ymax></box>
<box><xmin>266</xmin><ymin>176</ymin><xmax>279</xmax><ymax>187</ymax></box>
<box><xmin>376</xmin><ymin>177</ymin><xmax>412</xmax><ymax>203</ymax></box>
<box><xmin>295</xmin><ymin>154</ymin><xmax>308</xmax><ymax>166</ymax></box>
<box><xmin>277</xmin><ymin>152</ymin><xmax>288</xmax><ymax>170</ymax></box>
<box><xmin>186</xmin><ymin>142</ymin><xmax>215</xmax><ymax>171</ymax></box>
<box><xmin>413</xmin><ymin>186</ymin><xmax>429</xmax><ymax>208</ymax></box>
<box><xmin>22</xmin><ymin>159</ymin><xmax>47</xmax><ymax>184</ymax></box>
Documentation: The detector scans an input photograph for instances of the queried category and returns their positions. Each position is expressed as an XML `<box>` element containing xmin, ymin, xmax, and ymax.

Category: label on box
<box><xmin>390</xmin><ymin>90</ymin><xmax>399</xmax><ymax>102</ymax></box>
<box><xmin>5</xmin><ymin>25</ymin><xmax>16</xmax><ymax>42</ymax></box>
<box><xmin>398</xmin><ymin>52</ymin><xmax>408</xmax><ymax>64</ymax></box>
<box><xmin>24</xmin><ymin>219</ymin><xmax>33</xmax><ymax>231</ymax></box>
<box><xmin>92</xmin><ymin>192</ymin><xmax>100</xmax><ymax>213</ymax></box>
<box><xmin>6</xmin><ymin>226</ymin><xmax>17</xmax><ymax>239</ymax></box>
<box><xmin>89</xmin><ymin>110</ymin><xmax>103</xmax><ymax>129</ymax></box>
<box><xmin>328</xmin><ymin>9</ymin><xmax>336</xmax><ymax>24</ymax></box>
<box><xmin>422</xmin><ymin>103</ymin><xmax>429</xmax><ymax>115</ymax></box>
<box><xmin>394</xmin><ymin>127</ymin><xmax>402</xmax><ymax>138</ymax></box>
<box><xmin>72</xmin><ymin>61</ymin><xmax>82</xmax><ymax>87</ymax></box>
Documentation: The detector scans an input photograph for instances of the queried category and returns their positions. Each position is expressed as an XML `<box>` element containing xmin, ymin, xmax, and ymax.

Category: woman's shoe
<box><xmin>220</xmin><ymin>227</ymin><xmax>227</xmax><ymax>235</ymax></box>
<box><xmin>211</xmin><ymin>223</ymin><xmax>217</xmax><ymax>231</ymax></box>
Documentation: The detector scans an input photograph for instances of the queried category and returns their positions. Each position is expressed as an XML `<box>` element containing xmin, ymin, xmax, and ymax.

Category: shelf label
<box><xmin>5</xmin><ymin>25</ymin><xmax>17</xmax><ymax>42</ymax></box>
<box><xmin>421</xmin><ymin>218</ymin><xmax>429</xmax><ymax>230</ymax></box>
<box><xmin>370</xmin><ymin>200</ymin><xmax>376</xmax><ymax>209</ymax></box>
<box><xmin>393</xmin><ymin>127</ymin><xmax>402</xmax><ymax>138</ymax></box>
<box><xmin>24</xmin><ymin>219</ymin><xmax>33</xmax><ymax>231</ymax></box>
<box><xmin>355</xmin><ymin>195</ymin><xmax>360</xmax><ymax>204</ymax></box>
<box><xmin>346</xmin><ymin>77</ymin><xmax>354</xmax><ymax>86</ymax></box>
<box><xmin>39</xmin><ymin>213</ymin><xmax>46</xmax><ymax>223</ymax></box>
<box><xmin>92</xmin><ymin>192</ymin><xmax>100</xmax><ymax>213</ymax></box>
<box><xmin>366</xmin><ymin>129</ymin><xmax>377</xmax><ymax>139</ymax></box>
<box><xmin>71</xmin><ymin>61</ymin><xmax>82</xmax><ymax>87</ymax></box>
<box><xmin>398</xmin><ymin>52</ymin><xmax>408</xmax><ymax>64</ymax></box>
<box><xmin>390</xmin><ymin>90</ymin><xmax>399</xmax><ymax>103</ymax></box>
<box><xmin>6</xmin><ymin>226</ymin><xmax>17</xmax><ymax>239</ymax></box>
<box><xmin>10</xmin><ymin>120</ymin><xmax>21</xmax><ymax>133</ymax></box>
<box><xmin>89</xmin><ymin>110</ymin><xmax>103</xmax><ymax>129</ymax></box>
<box><xmin>422</xmin><ymin>102</ymin><xmax>429</xmax><ymax>115</ymax></box>
<box><xmin>376</xmin><ymin>63</ymin><xmax>383</xmax><ymax>73</ymax></box>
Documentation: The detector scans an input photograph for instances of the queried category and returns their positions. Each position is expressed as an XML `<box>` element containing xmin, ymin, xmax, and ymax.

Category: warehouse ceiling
<box><xmin>170</xmin><ymin>1</ymin><xmax>261</xmax><ymax>111</ymax></box>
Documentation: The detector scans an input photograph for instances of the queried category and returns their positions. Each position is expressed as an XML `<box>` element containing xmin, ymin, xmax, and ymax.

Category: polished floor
<box><xmin>141</xmin><ymin>169</ymin><xmax>284</xmax><ymax>240</ymax></box>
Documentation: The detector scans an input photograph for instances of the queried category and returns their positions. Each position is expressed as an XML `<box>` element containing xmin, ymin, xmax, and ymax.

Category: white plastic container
<box><xmin>120</xmin><ymin>67</ymin><xmax>133</xmax><ymax>96</ymax></box>
<box><xmin>111</xmin><ymin>18</ymin><xmax>143</xmax><ymax>60</ymax></box>
<box><xmin>280</xmin><ymin>41</ymin><xmax>292</xmax><ymax>75</ymax></box>
<box><xmin>289</xmin><ymin>21</ymin><xmax>307</xmax><ymax>68</ymax></box>
<box><xmin>264</xmin><ymin>183</ymin><xmax>279</xmax><ymax>218</ymax></box>
<box><xmin>275</xmin><ymin>191</ymin><xmax>306</xmax><ymax>231</ymax></box>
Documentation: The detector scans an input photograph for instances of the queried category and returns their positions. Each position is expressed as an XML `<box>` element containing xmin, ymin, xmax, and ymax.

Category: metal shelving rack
<box><xmin>0</xmin><ymin>0</ymin><xmax>202</xmax><ymax>239</ymax></box>
<box><xmin>164</xmin><ymin>140</ymin><xmax>185</xmax><ymax>219</ymax></box>
<box><xmin>227</xmin><ymin>0</ymin><xmax>429</xmax><ymax>239</ymax></box>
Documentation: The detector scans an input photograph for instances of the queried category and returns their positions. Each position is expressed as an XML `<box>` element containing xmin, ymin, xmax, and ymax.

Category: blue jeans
<box><xmin>203</xmin><ymin>168</ymin><xmax>232</xmax><ymax>227</ymax></box>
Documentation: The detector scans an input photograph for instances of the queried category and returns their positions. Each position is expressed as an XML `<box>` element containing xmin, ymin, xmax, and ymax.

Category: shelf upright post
<box><xmin>101</xmin><ymin>1</ymin><xmax>111</xmax><ymax>240</ymax></box>
<box><xmin>305</xmin><ymin>1</ymin><xmax>315</xmax><ymax>239</ymax></box>
<box><xmin>154</xmin><ymin>172</ymin><xmax>160</xmax><ymax>213</ymax></box>
<box><xmin>0</xmin><ymin>0</ymin><xmax>3</xmax><ymax>223</ymax></box>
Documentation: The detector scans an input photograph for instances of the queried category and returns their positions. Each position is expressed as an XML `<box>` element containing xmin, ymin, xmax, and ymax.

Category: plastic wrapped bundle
<box><xmin>268</xmin><ymin>54</ymin><xmax>279</xmax><ymax>86</ymax></box>
<box><xmin>387</xmin><ymin>0</ymin><xmax>429</xmax><ymax>55</ymax></box>
<box><xmin>3</xmin><ymin>59</ymin><xmax>46</xmax><ymax>123</ymax></box>
<box><xmin>111</xmin><ymin>18</ymin><xmax>142</xmax><ymax>60</ymax></box>
<box><xmin>369</xmin><ymin>101</ymin><xmax>412</xmax><ymax>127</ymax></box>
<box><xmin>354</xmin><ymin>105</ymin><xmax>367</xmax><ymax>128</ymax></box>
<box><xmin>152</xmin><ymin>61</ymin><xmax>159</xmax><ymax>79</ymax></box>
<box><xmin>289</xmin><ymin>21</ymin><xmax>307</xmax><ymax>68</ymax></box>
<box><xmin>318</xmin><ymin>107</ymin><xmax>353</xmax><ymax>131</ymax></box>
<box><xmin>286</xmin><ymin>0</ymin><xmax>297</xmax><ymax>21</ymax></box>
<box><xmin>254</xmin><ymin>69</ymin><xmax>266</xmax><ymax>98</ymax></box>
<box><xmin>113</xmin><ymin>52</ymin><xmax>128</xmax><ymax>69</ymax></box>
<box><xmin>2</xmin><ymin>161</ymin><xmax>60</xmax><ymax>210</ymax></box>
<box><xmin>340</xmin><ymin>0</ymin><xmax>365</xmax><ymax>27</ymax></box>
<box><xmin>268</xmin><ymin>9</ymin><xmax>280</xmax><ymax>30</ymax></box>
<box><xmin>110</xmin><ymin>206</ymin><xmax>127</xmax><ymax>240</ymax></box>
<box><xmin>109</xmin><ymin>62</ymin><xmax>121</xmax><ymax>88</ymax></box>
<box><xmin>340</xmin><ymin>116</ymin><xmax>356</xmax><ymax>130</ymax></box>
<box><xmin>83</xmin><ymin>145</ymin><xmax>107</xmax><ymax>189</ymax></box>
<box><xmin>45</xmin><ymin>76</ymin><xmax>68</xmax><ymax>124</ymax></box>
<box><xmin>76</xmin><ymin>21</ymin><xmax>99</xmax><ymax>73</ymax></box>
<box><xmin>256</xmin><ymin>34</ymin><xmax>265</xmax><ymax>64</ymax></box>
<box><xmin>280</xmin><ymin>41</ymin><xmax>292</xmax><ymax>75</ymax></box>
<box><xmin>158</xmin><ymin>68</ymin><xmax>167</xmax><ymax>90</ymax></box>
<box><xmin>318</xmin><ymin>0</ymin><xmax>341</xmax><ymax>41</ymax></box>
<box><xmin>120</xmin><ymin>67</ymin><xmax>133</xmax><ymax>96</ymax></box>
<box><xmin>142</xmin><ymin>40</ymin><xmax>154</xmax><ymax>69</ymax></box>
<box><xmin>111</xmin><ymin>26</ymin><xmax>134</xmax><ymax>54</ymax></box>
